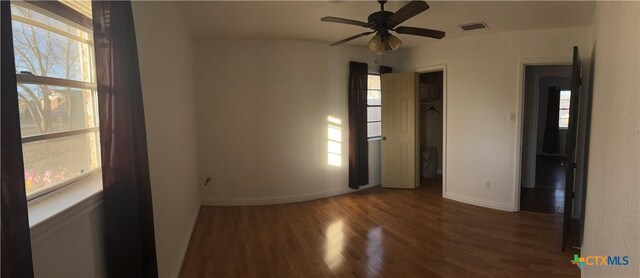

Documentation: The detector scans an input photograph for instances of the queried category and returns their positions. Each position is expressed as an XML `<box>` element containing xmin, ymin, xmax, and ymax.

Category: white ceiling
<box><xmin>173</xmin><ymin>1</ymin><xmax>595</xmax><ymax>49</ymax></box>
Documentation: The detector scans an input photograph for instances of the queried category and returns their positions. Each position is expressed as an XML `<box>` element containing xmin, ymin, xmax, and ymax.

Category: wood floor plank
<box><xmin>179</xmin><ymin>179</ymin><xmax>580</xmax><ymax>277</ymax></box>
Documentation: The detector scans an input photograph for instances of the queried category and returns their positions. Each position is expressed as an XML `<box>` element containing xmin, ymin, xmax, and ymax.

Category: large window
<box><xmin>559</xmin><ymin>90</ymin><xmax>571</xmax><ymax>128</ymax></box>
<box><xmin>11</xmin><ymin>2</ymin><xmax>100</xmax><ymax>200</ymax></box>
<box><xmin>367</xmin><ymin>74</ymin><xmax>381</xmax><ymax>139</ymax></box>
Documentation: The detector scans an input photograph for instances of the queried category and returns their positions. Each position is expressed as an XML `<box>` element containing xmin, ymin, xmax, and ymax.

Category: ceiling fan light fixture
<box><xmin>387</xmin><ymin>34</ymin><xmax>402</xmax><ymax>51</ymax></box>
<box><xmin>368</xmin><ymin>33</ymin><xmax>383</xmax><ymax>52</ymax></box>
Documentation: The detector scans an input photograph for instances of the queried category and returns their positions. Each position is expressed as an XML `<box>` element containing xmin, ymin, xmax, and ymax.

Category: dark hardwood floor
<box><xmin>520</xmin><ymin>155</ymin><xmax>567</xmax><ymax>214</ymax></box>
<box><xmin>180</xmin><ymin>178</ymin><xmax>579</xmax><ymax>277</ymax></box>
<box><xmin>535</xmin><ymin>155</ymin><xmax>566</xmax><ymax>189</ymax></box>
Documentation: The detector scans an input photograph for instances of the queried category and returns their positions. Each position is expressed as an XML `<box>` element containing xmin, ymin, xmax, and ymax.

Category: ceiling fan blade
<box><xmin>321</xmin><ymin>16</ymin><xmax>370</xmax><ymax>28</ymax></box>
<box><xmin>395</xmin><ymin>26</ymin><xmax>445</xmax><ymax>39</ymax></box>
<box><xmin>387</xmin><ymin>1</ymin><xmax>429</xmax><ymax>28</ymax></box>
<box><xmin>329</xmin><ymin>31</ymin><xmax>375</xmax><ymax>46</ymax></box>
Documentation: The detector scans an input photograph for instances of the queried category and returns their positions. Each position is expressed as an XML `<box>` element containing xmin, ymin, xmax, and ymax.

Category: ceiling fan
<box><xmin>321</xmin><ymin>0</ymin><xmax>445</xmax><ymax>54</ymax></box>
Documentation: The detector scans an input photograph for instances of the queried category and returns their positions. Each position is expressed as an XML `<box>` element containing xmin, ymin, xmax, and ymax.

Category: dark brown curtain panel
<box><xmin>380</xmin><ymin>66</ymin><xmax>393</xmax><ymax>74</ymax></box>
<box><xmin>543</xmin><ymin>86</ymin><xmax>561</xmax><ymax>154</ymax></box>
<box><xmin>92</xmin><ymin>1</ymin><xmax>158</xmax><ymax>277</ymax></box>
<box><xmin>1</xmin><ymin>1</ymin><xmax>35</xmax><ymax>277</ymax></box>
<box><xmin>348</xmin><ymin>61</ymin><xmax>369</xmax><ymax>188</ymax></box>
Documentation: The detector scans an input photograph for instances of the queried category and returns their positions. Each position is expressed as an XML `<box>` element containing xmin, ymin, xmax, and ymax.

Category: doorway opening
<box><xmin>418</xmin><ymin>70</ymin><xmax>444</xmax><ymax>193</ymax></box>
<box><xmin>519</xmin><ymin>65</ymin><xmax>572</xmax><ymax>214</ymax></box>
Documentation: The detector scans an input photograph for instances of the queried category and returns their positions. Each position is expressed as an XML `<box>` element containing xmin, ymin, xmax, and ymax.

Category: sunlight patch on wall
<box><xmin>327</xmin><ymin>116</ymin><xmax>342</xmax><ymax>167</ymax></box>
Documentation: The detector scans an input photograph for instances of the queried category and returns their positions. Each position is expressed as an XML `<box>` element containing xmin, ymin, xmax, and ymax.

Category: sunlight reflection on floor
<box><xmin>366</xmin><ymin>227</ymin><xmax>384</xmax><ymax>276</ymax></box>
<box><xmin>323</xmin><ymin>219</ymin><xmax>345</xmax><ymax>270</ymax></box>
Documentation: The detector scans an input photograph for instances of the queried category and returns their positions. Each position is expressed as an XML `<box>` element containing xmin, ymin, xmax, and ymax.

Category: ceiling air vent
<box><xmin>459</xmin><ymin>22</ymin><xmax>488</xmax><ymax>31</ymax></box>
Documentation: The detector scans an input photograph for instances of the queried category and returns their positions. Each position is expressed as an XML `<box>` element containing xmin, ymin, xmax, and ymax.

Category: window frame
<box><xmin>11</xmin><ymin>1</ymin><xmax>101</xmax><ymax>201</ymax></box>
<box><xmin>367</xmin><ymin>73</ymin><xmax>382</xmax><ymax>140</ymax></box>
<box><xmin>558</xmin><ymin>89</ymin><xmax>571</xmax><ymax>130</ymax></box>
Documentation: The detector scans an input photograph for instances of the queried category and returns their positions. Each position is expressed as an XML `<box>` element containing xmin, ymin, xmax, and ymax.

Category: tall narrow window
<box><xmin>10</xmin><ymin>2</ymin><xmax>100</xmax><ymax>200</ymax></box>
<box><xmin>559</xmin><ymin>90</ymin><xmax>571</xmax><ymax>128</ymax></box>
<box><xmin>367</xmin><ymin>74</ymin><xmax>382</xmax><ymax>139</ymax></box>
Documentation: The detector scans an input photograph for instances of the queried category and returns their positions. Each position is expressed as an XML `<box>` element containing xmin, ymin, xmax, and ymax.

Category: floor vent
<box><xmin>459</xmin><ymin>22</ymin><xmax>488</xmax><ymax>31</ymax></box>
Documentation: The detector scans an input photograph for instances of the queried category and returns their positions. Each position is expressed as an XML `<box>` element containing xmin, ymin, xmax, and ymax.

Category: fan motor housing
<box><xmin>368</xmin><ymin>11</ymin><xmax>393</xmax><ymax>28</ymax></box>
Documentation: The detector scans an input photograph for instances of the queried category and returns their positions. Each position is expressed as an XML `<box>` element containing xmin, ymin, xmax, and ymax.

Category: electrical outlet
<box><xmin>485</xmin><ymin>180</ymin><xmax>491</xmax><ymax>189</ymax></box>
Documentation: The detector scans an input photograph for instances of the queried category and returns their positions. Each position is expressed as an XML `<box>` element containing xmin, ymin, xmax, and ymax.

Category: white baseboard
<box><xmin>171</xmin><ymin>206</ymin><xmax>200</xmax><ymax>278</ymax></box>
<box><xmin>443</xmin><ymin>192</ymin><xmax>515</xmax><ymax>212</ymax></box>
<box><xmin>201</xmin><ymin>184</ymin><xmax>377</xmax><ymax>206</ymax></box>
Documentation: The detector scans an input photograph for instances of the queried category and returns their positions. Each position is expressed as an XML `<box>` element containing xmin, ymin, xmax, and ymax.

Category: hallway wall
<box><xmin>582</xmin><ymin>2</ymin><xmax>640</xmax><ymax>277</ymax></box>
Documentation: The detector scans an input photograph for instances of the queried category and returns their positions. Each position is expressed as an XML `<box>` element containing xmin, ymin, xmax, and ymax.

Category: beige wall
<box><xmin>395</xmin><ymin>27</ymin><xmax>592</xmax><ymax>210</ymax></box>
<box><xmin>195</xmin><ymin>39</ymin><xmax>393</xmax><ymax>204</ymax></box>
<box><xmin>582</xmin><ymin>2</ymin><xmax>640</xmax><ymax>277</ymax></box>
<box><xmin>133</xmin><ymin>2</ymin><xmax>201</xmax><ymax>277</ymax></box>
<box><xmin>30</xmin><ymin>194</ymin><xmax>105</xmax><ymax>277</ymax></box>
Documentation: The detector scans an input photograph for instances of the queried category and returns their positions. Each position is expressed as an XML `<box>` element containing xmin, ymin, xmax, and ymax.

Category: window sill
<box><xmin>28</xmin><ymin>171</ymin><xmax>103</xmax><ymax>229</ymax></box>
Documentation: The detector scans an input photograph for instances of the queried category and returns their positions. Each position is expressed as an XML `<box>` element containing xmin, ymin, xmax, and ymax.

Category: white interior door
<box><xmin>381</xmin><ymin>73</ymin><xmax>418</xmax><ymax>189</ymax></box>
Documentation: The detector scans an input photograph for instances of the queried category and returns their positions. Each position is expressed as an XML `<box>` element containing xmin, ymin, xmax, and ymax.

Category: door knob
<box><xmin>382</xmin><ymin>136</ymin><xmax>387</xmax><ymax>141</ymax></box>
<box><xmin>560</xmin><ymin>161</ymin><xmax>567</xmax><ymax>167</ymax></box>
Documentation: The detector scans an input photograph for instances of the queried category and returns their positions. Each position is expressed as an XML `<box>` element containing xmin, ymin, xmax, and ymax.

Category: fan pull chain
<box><xmin>374</xmin><ymin>51</ymin><xmax>385</xmax><ymax>68</ymax></box>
